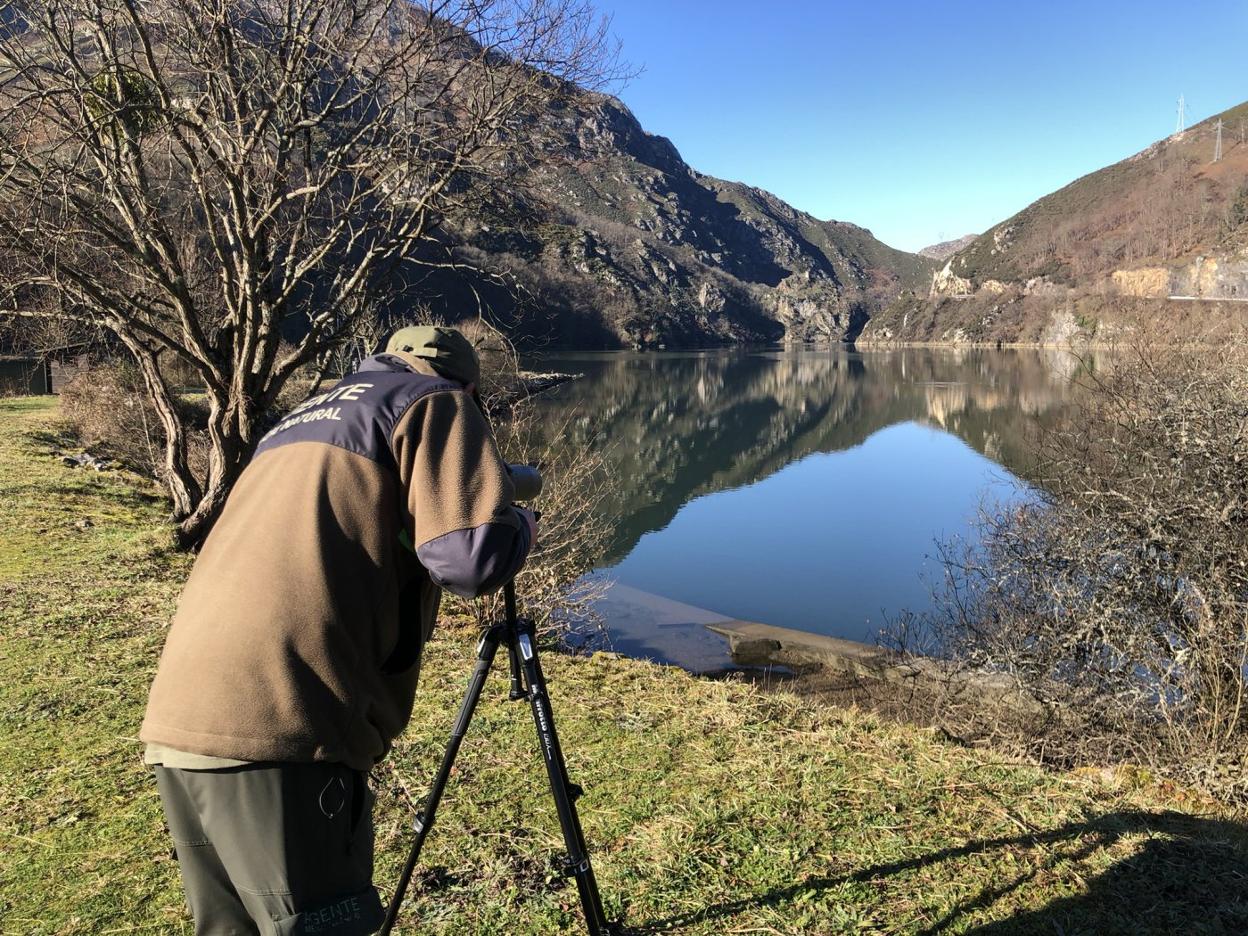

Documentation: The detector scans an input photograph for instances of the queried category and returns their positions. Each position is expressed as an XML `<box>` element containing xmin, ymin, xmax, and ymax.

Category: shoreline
<box><xmin>850</xmin><ymin>339</ymin><xmax>1106</xmax><ymax>350</ymax></box>
<box><xmin>703</xmin><ymin>617</ymin><xmax>1039</xmax><ymax>715</ymax></box>
<box><xmin>589</xmin><ymin>583</ymin><xmax>1038</xmax><ymax>715</ymax></box>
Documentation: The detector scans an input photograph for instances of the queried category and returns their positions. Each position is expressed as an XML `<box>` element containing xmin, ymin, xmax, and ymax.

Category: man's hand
<box><xmin>516</xmin><ymin>507</ymin><xmax>539</xmax><ymax>548</ymax></box>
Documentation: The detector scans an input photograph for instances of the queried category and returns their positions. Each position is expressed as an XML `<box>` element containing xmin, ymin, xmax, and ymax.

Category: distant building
<box><xmin>49</xmin><ymin>354</ymin><xmax>90</xmax><ymax>390</ymax></box>
<box><xmin>0</xmin><ymin>352</ymin><xmax>91</xmax><ymax>395</ymax></box>
<box><xmin>0</xmin><ymin>356</ymin><xmax>51</xmax><ymax>395</ymax></box>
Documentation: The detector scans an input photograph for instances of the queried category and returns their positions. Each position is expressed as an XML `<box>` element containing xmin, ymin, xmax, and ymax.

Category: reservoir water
<box><xmin>529</xmin><ymin>347</ymin><xmax>1088</xmax><ymax>667</ymax></box>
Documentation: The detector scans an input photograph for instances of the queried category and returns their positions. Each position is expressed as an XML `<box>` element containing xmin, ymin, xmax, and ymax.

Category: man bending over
<box><xmin>141</xmin><ymin>326</ymin><xmax>535</xmax><ymax>935</ymax></box>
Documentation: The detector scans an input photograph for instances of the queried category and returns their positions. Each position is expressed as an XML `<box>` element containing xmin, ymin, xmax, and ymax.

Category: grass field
<box><xmin>3</xmin><ymin>396</ymin><xmax>1248</xmax><ymax>934</ymax></box>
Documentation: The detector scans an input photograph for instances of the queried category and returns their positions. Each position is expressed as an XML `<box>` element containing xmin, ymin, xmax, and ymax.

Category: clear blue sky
<box><xmin>595</xmin><ymin>0</ymin><xmax>1248</xmax><ymax>253</ymax></box>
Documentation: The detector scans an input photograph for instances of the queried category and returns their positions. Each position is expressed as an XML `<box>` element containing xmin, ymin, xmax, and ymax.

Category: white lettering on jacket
<box><xmin>259</xmin><ymin>382</ymin><xmax>377</xmax><ymax>444</ymax></box>
<box><xmin>261</xmin><ymin>406</ymin><xmax>344</xmax><ymax>442</ymax></box>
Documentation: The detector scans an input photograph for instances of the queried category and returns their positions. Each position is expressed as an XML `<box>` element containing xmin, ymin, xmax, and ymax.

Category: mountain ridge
<box><xmin>440</xmin><ymin>93</ymin><xmax>935</xmax><ymax>348</ymax></box>
<box><xmin>919</xmin><ymin>235</ymin><xmax>978</xmax><ymax>261</ymax></box>
<box><xmin>860</xmin><ymin>100</ymin><xmax>1248</xmax><ymax>345</ymax></box>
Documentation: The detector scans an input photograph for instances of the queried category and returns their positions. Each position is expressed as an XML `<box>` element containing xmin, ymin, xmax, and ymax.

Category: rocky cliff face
<box><xmin>443</xmin><ymin>94</ymin><xmax>934</xmax><ymax>348</ymax></box>
<box><xmin>1111</xmin><ymin>255</ymin><xmax>1248</xmax><ymax>299</ymax></box>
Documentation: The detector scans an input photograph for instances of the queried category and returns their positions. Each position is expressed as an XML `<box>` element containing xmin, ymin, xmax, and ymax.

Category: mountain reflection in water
<box><xmin>527</xmin><ymin>347</ymin><xmax>1090</xmax><ymax>652</ymax></box>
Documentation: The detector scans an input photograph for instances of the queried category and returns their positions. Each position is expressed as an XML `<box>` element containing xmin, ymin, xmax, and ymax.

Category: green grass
<box><xmin>3</xmin><ymin>396</ymin><xmax>1248</xmax><ymax>934</ymax></box>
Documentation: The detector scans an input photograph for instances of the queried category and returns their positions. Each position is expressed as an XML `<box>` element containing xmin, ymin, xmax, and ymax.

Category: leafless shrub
<box><xmin>443</xmin><ymin>348</ymin><xmax>611</xmax><ymax>641</ymax></box>
<box><xmin>910</xmin><ymin>335</ymin><xmax>1248</xmax><ymax>799</ymax></box>
<box><xmin>60</xmin><ymin>361</ymin><xmax>209</xmax><ymax>478</ymax></box>
<box><xmin>498</xmin><ymin>403</ymin><xmax>613</xmax><ymax>640</ymax></box>
<box><xmin>60</xmin><ymin>364</ymin><xmax>156</xmax><ymax>470</ymax></box>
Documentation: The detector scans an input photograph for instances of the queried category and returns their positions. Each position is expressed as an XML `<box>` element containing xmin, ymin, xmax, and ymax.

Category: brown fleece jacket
<box><xmin>140</xmin><ymin>353</ymin><xmax>530</xmax><ymax>770</ymax></box>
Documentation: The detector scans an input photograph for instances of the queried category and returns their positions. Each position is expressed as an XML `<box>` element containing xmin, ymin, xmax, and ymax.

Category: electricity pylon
<box><xmin>1214</xmin><ymin>118</ymin><xmax>1224</xmax><ymax>162</ymax></box>
<box><xmin>1177</xmin><ymin>94</ymin><xmax>1186</xmax><ymax>134</ymax></box>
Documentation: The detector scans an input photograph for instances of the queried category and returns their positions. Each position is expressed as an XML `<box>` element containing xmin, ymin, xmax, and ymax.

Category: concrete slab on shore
<box><xmin>594</xmin><ymin>582</ymin><xmax>741</xmax><ymax>674</ymax></box>
<box><xmin>596</xmin><ymin>583</ymin><xmax>888</xmax><ymax>676</ymax></box>
<box><xmin>704</xmin><ymin>619</ymin><xmax>893</xmax><ymax>675</ymax></box>
<box><xmin>596</xmin><ymin>584</ymin><xmax>1037</xmax><ymax>713</ymax></box>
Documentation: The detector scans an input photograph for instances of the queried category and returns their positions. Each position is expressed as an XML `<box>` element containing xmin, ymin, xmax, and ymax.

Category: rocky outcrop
<box><xmin>930</xmin><ymin>260</ymin><xmax>973</xmax><ymax>297</ymax></box>
<box><xmin>1040</xmin><ymin>310</ymin><xmax>1082</xmax><ymax>346</ymax></box>
<box><xmin>1109</xmin><ymin>254</ymin><xmax>1248</xmax><ymax>301</ymax></box>
<box><xmin>1112</xmin><ymin>267</ymin><xmax>1170</xmax><ymax>298</ymax></box>
<box><xmin>1171</xmin><ymin>254</ymin><xmax>1248</xmax><ymax>299</ymax></box>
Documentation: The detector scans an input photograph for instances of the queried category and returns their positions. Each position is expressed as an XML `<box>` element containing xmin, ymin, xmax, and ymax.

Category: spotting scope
<box><xmin>507</xmin><ymin>464</ymin><xmax>543</xmax><ymax>502</ymax></box>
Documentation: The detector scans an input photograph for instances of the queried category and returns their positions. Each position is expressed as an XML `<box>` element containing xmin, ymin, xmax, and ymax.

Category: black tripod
<box><xmin>379</xmin><ymin>581</ymin><xmax>614</xmax><ymax>935</ymax></box>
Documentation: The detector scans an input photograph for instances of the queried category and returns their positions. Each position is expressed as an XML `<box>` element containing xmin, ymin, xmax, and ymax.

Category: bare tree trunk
<box><xmin>126</xmin><ymin>338</ymin><xmax>202</xmax><ymax>521</ymax></box>
<box><xmin>175</xmin><ymin>383</ymin><xmax>261</xmax><ymax>547</ymax></box>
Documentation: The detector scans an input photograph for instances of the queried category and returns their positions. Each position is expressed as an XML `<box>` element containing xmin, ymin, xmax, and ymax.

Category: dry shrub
<box><xmin>913</xmin><ymin>333</ymin><xmax>1248</xmax><ymax>800</ymax></box>
<box><xmin>446</xmin><ymin>349</ymin><xmax>612</xmax><ymax>641</ymax></box>
<box><xmin>496</xmin><ymin>405</ymin><xmax>613</xmax><ymax>640</ymax></box>
<box><xmin>60</xmin><ymin>363</ymin><xmax>209</xmax><ymax>481</ymax></box>
<box><xmin>60</xmin><ymin>364</ymin><xmax>162</xmax><ymax>472</ymax></box>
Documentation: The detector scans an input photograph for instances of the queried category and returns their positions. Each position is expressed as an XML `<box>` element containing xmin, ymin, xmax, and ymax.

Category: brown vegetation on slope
<box><xmin>863</xmin><ymin>102</ymin><xmax>1248</xmax><ymax>345</ymax></box>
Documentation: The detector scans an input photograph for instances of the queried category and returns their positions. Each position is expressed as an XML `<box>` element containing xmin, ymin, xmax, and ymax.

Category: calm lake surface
<box><xmin>528</xmin><ymin>347</ymin><xmax>1090</xmax><ymax>668</ymax></box>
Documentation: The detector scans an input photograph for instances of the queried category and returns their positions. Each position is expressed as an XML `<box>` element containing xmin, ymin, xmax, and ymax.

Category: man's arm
<box><xmin>391</xmin><ymin>389</ymin><xmax>532</xmax><ymax>598</ymax></box>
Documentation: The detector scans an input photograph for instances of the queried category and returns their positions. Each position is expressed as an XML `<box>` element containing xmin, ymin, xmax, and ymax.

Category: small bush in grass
<box><xmin>60</xmin><ymin>364</ymin><xmax>161</xmax><ymax>473</ymax></box>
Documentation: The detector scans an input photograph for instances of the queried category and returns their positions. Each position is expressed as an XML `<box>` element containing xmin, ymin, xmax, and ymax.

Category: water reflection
<box><xmin>533</xmin><ymin>347</ymin><xmax>1088</xmax><ymax>564</ymax></box>
<box><xmin>525</xmin><ymin>348</ymin><xmax>1089</xmax><ymax>653</ymax></box>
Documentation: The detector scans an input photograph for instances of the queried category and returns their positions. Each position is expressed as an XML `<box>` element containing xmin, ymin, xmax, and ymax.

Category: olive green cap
<box><xmin>385</xmin><ymin>325</ymin><xmax>480</xmax><ymax>388</ymax></box>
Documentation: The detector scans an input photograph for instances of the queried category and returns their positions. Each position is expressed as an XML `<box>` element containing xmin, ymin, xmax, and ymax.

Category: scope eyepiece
<box><xmin>506</xmin><ymin>464</ymin><xmax>543</xmax><ymax>502</ymax></box>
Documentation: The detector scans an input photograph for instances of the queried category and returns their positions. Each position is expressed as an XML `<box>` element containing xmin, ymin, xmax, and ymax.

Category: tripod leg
<box><xmin>505</xmin><ymin>584</ymin><xmax>526</xmax><ymax>701</ymax></box>
<box><xmin>507</xmin><ymin>641</ymin><xmax>526</xmax><ymax>701</ymax></box>
<box><xmin>378</xmin><ymin>625</ymin><xmax>504</xmax><ymax>936</ymax></box>
<box><xmin>512</xmin><ymin>620</ymin><xmax>612</xmax><ymax>935</ymax></box>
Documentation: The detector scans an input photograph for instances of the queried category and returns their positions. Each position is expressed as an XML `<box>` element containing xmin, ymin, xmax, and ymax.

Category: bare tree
<box><xmin>0</xmin><ymin>0</ymin><xmax>620</xmax><ymax>545</ymax></box>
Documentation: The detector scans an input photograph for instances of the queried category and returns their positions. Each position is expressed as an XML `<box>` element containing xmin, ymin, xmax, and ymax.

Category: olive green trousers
<box><xmin>154</xmin><ymin>763</ymin><xmax>385</xmax><ymax>935</ymax></box>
